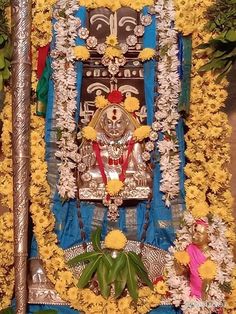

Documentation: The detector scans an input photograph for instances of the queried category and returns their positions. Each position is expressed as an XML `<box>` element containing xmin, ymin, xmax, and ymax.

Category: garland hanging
<box><xmin>154</xmin><ymin>0</ymin><xmax>181</xmax><ymax>206</ymax></box>
<box><xmin>78</xmin><ymin>0</ymin><xmax>154</xmax><ymax>12</ymax></box>
<box><xmin>0</xmin><ymin>91</ymin><xmax>14</xmax><ymax>310</ymax></box>
<box><xmin>166</xmin><ymin>0</ymin><xmax>236</xmax><ymax>312</ymax></box>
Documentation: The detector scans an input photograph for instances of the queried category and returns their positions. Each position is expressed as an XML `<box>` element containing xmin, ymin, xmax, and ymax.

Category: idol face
<box><xmin>192</xmin><ymin>224</ymin><xmax>209</xmax><ymax>247</ymax></box>
<box><xmin>100</xmin><ymin>106</ymin><xmax>128</xmax><ymax>140</ymax></box>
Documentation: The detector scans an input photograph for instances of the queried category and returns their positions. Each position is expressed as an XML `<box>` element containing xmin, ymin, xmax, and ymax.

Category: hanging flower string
<box><xmin>0</xmin><ymin>91</ymin><xmax>14</xmax><ymax>310</ymax></box>
<box><xmin>165</xmin><ymin>0</ymin><xmax>236</xmax><ymax>312</ymax></box>
<box><xmin>52</xmin><ymin>0</ymin><xmax>82</xmax><ymax>199</ymax></box>
<box><xmin>148</xmin><ymin>0</ymin><xmax>181</xmax><ymax>206</ymax></box>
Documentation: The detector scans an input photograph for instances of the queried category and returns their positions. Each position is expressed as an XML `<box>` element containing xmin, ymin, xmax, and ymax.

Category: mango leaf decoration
<box><xmin>67</xmin><ymin>227</ymin><xmax>153</xmax><ymax>301</ymax></box>
<box><xmin>198</xmin><ymin>0</ymin><xmax>236</xmax><ymax>82</ymax></box>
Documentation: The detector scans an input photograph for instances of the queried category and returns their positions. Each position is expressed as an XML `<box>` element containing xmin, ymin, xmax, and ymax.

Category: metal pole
<box><xmin>11</xmin><ymin>0</ymin><xmax>31</xmax><ymax>312</ymax></box>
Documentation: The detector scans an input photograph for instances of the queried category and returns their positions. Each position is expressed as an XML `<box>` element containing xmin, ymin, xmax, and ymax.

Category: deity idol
<box><xmin>77</xmin><ymin>92</ymin><xmax>152</xmax><ymax>220</ymax></box>
<box><xmin>175</xmin><ymin>219</ymin><xmax>210</xmax><ymax>299</ymax></box>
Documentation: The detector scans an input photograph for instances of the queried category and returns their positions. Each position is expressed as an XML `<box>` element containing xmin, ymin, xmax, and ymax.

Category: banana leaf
<box><xmin>77</xmin><ymin>254</ymin><xmax>102</xmax><ymax>288</ymax></box>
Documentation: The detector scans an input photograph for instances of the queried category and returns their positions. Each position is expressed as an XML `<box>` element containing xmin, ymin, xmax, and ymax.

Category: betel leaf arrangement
<box><xmin>198</xmin><ymin>0</ymin><xmax>236</xmax><ymax>82</ymax></box>
<box><xmin>67</xmin><ymin>228</ymin><xmax>153</xmax><ymax>301</ymax></box>
<box><xmin>0</xmin><ymin>0</ymin><xmax>11</xmax><ymax>91</ymax></box>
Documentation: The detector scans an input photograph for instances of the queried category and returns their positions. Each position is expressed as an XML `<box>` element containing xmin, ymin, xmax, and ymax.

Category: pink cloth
<box><xmin>186</xmin><ymin>244</ymin><xmax>206</xmax><ymax>299</ymax></box>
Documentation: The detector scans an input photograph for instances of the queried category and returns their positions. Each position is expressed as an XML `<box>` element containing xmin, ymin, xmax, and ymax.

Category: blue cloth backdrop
<box><xmin>28</xmin><ymin>6</ymin><xmax>184</xmax><ymax>314</ymax></box>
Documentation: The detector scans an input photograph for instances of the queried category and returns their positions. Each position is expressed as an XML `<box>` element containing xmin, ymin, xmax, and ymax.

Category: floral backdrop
<box><xmin>0</xmin><ymin>0</ymin><xmax>236</xmax><ymax>313</ymax></box>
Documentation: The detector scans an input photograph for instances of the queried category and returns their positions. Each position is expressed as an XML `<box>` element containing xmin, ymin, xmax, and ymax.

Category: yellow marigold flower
<box><xmin>67</xmin><ymin>287</ymin><xmax>78</xmax><ymax>301</ymax></box>
<box><xmin>73</xmin><ymin>46</ymin><xmax>90</xmax><ymax>61</ymax></box>
<box><xmin>82</xmin><ymin>126</ymin><xmax>97</xmax><ymax>141</ymax></box>
<box><xmin>105</xmin><ymin>34</ymin><xmax>118</xmax><ymax>46</ymax></box>
<box><xmin>104</xmin><ymin>46</ymin><xmax>122</xmax><ymax>59</ymax></box>
<box><xmin>138</xmin><ymin>286</ymin><xmax>152</xmax><ymax>297</ymax></box>
<box><xmin>154</xmin><ymin>280</ymin><xmax>168</xmax><ymax>295</ymax></box>
<box><xmin>131</xmin><ymin>0</ymin><xmax>153</xmax><ymax>11</ymax></box>
<box><xmin>174</xmin><ymin>250</ymin><xmax>190</xmax><ymax>266</ymax></box>
<box><xmin>147</xmin><ymin>294</ymin><xmax>161</xmax><ymax>307</ymax></box>
<box><xmin>106</xmin><ymin>179</ymin><xmax>123</xmax><ymax>196</ymax></box>
<box><xmin>118</xmin><ymin>296</ymin><xmax>132</xmax><ymax>311</ymax></box>
<box><xmin>138</xmin><ymin>48</ymin><xmax>155</xmax><ymax>62</ymax></box>
<box><xmin>133</xmin><ymin>125</ymin><xmax>151</xmax><ymax>141</ymax></box>
<box><xmin>124</xmin><ymin>96</ymin><xmax>140</xmax><ymax>112</ymax></box>
<box><xmin>191</xmin><ymin>202</ymin><xmax>209</xmax><ymax>219</ymax></box>
<box><xmin>104</xmin><ymin>229</ymin><xmax>127</xmax><ymax>250</ymax></box>
<box><xmin>95</xmin><ymin>95</ymin><xmax>108</xmax><ymax>109</ymax></box>
<box><xmin>109</xmin><ymin>1</ymin><xmax>122</xmax><ymax>11</ymax></box>
<box><xmin>40</xmin><ymin>245</ymin><xmax>54</xmax><ymax>259</ymax></box>
<box><xmin>198</xmin><ymin>260</ymin><xmax>217</xmax><ymax>280</ymax></box>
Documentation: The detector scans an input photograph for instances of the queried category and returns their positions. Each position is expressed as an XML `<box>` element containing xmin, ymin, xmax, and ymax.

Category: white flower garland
<box><xmin>166</xmin><ymin>212</ymin><xmax>235</xmax><ymax>314</ymax></box>
<box><xmin>154</xmin><ymin>0</ymin><xmax>181</xmax><ymax>206</ymax></box>
<box><xmin>52</xmin><ymin>0</ymin><xmax>81</xmax><ymax>199</ymax></box>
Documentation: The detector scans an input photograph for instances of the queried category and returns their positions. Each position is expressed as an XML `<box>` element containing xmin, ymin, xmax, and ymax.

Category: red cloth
<box><xmin>37</xmin><ymin>44</ymin><xmax>50</xmax><ymax>79</ymax></box>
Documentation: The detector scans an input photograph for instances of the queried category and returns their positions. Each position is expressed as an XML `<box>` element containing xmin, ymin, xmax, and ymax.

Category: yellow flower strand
<box><xmin>78</xmin><ymin>0</ymin><xmax>154</xmax><ymax>12</ymax></box>
<box><xmin>175</xmin><ymin>0</ymin><xmax>235</xmax><ymax>310</ymax></box>
<box><xmin>0</xmin><ymin>90</ymin><xmax>14</xmax><ymax>310</ymax></box>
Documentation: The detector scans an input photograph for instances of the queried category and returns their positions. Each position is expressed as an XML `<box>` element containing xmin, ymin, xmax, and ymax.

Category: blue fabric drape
<box><xmin>29</xmin><ymin>6</ymin><xmax>185</xmax><ymax>314</ymax></box>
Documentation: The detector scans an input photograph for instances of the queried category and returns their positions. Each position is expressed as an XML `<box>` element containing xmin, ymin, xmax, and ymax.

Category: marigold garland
<box><xmin>78</xmin><ymin>0</ymin><xmax>154</xmax><ymax>12</ymax></box>
<box><xmin>166</xmin><ymin>0</ymin><xmax>236</xmax><ymax>312</ymax></box>
<box><xmin>0</xmin><ymin>90</ymin><xmax>14</xmax><ymax>310</ymax></box>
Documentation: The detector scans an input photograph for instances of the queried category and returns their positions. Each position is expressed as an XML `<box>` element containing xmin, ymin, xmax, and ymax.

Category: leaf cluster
<box><xmin>198</xmin><ymin>30</ymin><xmax>236</xmax><ymax>82</ymax></box>
<box><xmin>205</xmin><ymin>0</ymin><xmax>236</xmax><ymax>34</ymax></box>
<box><xmin>67</xmin><ymin>228</ymin><xmax>153</xmax><ymax>301</ymax></box>
<box><xmin>0</xmin><ymin>4</ymin><xmax>11</xmax><ymax>91</ymax></box>
<box><xmin>198</xmin><ymin>0</ymin><xmax>236</xmax><ymax>81</ymax></box>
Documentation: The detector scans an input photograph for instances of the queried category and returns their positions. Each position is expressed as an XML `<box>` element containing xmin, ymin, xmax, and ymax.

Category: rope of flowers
<box><xmin>52</xmin><ymin>0</ymin><xmax>88</xmax><ymax>199</ymax></box>
<box><xmin>0</xmin><ymin>91</ymin><xmax>14</xmax><ymax>310</ymax></box>
<box><xmin>153</xmin><ymin>0</ymin><xmax>181</xmax><ymax>206</ymax></box>
<box><xmin>31</xmin><ymin>0</ymin><xmax>57</xmax><ymax>91</ymax></box>
<box><xmin>165</xmin><ymin>0</ymin><xmax>236</xmax><ymax>312</ymax></box>
<box><xmin>78</xmin><ymin>0</ymin><xmax>154</xmax><ymax>12</ymax></box>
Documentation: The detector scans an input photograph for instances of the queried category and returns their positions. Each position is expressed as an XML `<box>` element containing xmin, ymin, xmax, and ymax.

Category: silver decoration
<box><xmin>145</xmin><ymin>141</ymin><xmax>155</xmax><ymax>152</ymax></box>
<box><xmin>78</xmin><ymin>27</ymin><xmax>89</xmax><ymax>39</ymax></box>
<box><xmin>12</xmin><ymin>0</ymin><xmax>32</xmax><ymax>312</ymax></box>
<box><xmin>142</xmin><ymin>151</ymin><xmax>151</xmax><ymax>161</ymax></box>
<box><xmin>126</xmin><ymin>34</ymin><xmax>138</xmax><ymax>47</ymax></box>
<box><xmin>134</xmin><ymin>25</ymin><xmax>145</xmax><ymax>37</ymax></box>
<box><xmin>78</xmin><ymin>162</ymin><xmax>86</xmax><ymax>172</ymax></box>
<box><xmin>149</xmin><ymin>131</ymin><xmax>158</xmax><ymax>141</ymax></box>
<box><xmin>108</xmin><ymin>63</ymin><xmax>119</xmax><ymax>75</ymax></box>
<box><xmin>140</xmin><ymin>14</ymin><xmax>152</xmax><ymax>26</ymax></box>
<box><xmin>86</xmin><ymin>36</ymin><xmax>98</xmax><ymax>48</ymax></box>
<box><xmin>115</xmin><ymin>56</ymin><xmax>126</xmax><ymax>66</ymax></box>
<box><xmin>96</xmin><ymin>43</ymin><xmax>106</xmax><ymax>55</ymax></box>
<box><xmin>120</xmin><ymin>43</ymin><xmax>129</xmax><ymax>54</ymax></box>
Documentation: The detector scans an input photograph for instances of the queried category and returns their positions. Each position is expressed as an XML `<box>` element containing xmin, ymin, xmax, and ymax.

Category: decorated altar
<box><xmin>0</xmin><ymin>0</ymin><xmax>236</xmax><ymax>313</ymax></box>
